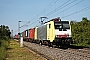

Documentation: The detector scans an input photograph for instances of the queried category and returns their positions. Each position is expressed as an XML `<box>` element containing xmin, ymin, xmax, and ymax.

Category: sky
<box><xmin>0</xmin><ymin>0</ymin><xmax>90</xmax><ymax>35</ymax></box>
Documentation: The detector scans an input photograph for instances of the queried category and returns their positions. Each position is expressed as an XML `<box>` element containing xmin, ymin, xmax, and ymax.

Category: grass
<box><xmin>0</xmin><ymin>39</ymin><xmax>9</xmax><ymax>60</ymax></box>
<box><xmin>6</xmin><ymin>40</ymin><xmax>46</xmax><ymax>60</ymax></box>
<box><xmin>0</xmin><ymin>46</ymin><xmax>6</xmax><ymax>60</ymax></box>
<box><xmin>71</xmin><ymin>43</ymin><xmax>90</xmax><ymax>48</ymax></box>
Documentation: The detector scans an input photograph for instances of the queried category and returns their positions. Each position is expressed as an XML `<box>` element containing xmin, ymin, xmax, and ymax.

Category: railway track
<box><xmin>68</xmin><ymin>48</ymin><xmax>90</xmax><ymax>58</ymax></box>
<box><xmin>24</xmin><ymin>45</ymin><xmax>54</xmax><ymax>60</ymax></box>
<box><xmin>24</xmin><ymin>41</ymin><xmax>90</xmax><ymax>60</ymax></box>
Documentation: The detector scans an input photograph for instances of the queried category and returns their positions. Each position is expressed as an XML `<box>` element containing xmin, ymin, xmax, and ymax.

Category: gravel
<box><xmin>24</xmin><ymin>41</ymin><xmax>90</xmax><ymax>60</ymax></box>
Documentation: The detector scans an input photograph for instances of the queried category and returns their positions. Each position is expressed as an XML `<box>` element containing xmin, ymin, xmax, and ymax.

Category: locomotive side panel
<box><xmin>46</xmin><ymin>21</ymin><xmax>55</xmax><ymax>42</ymax></box>
<box><xmin>37</xmin><ymin>25</ymin><xmax>47</xmax><ymax>40</ymax></box>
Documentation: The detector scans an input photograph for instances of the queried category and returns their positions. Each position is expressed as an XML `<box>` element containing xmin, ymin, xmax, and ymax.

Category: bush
<box><xmin>0</xmin><ymin>39</ymin><xmax>10</xmax><ymax>60</ymax></box>
<box><xmin>0</xmin><ymin>40</ymin><xmax>9</xmax><ymax>48</ymax></box>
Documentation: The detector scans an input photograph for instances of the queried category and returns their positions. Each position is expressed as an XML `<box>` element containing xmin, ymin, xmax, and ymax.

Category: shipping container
<box><xmin>25</xmin><ymin>29</ymin><xmax>29</xmax><ymax>38</ymax></box>
<box><xmin>29</xmin><ymin>28</ymin><xmax>35</xmax><ymax>39</ymax></box>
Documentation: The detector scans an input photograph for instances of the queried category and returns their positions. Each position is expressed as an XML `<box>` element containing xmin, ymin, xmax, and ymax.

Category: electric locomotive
<box><xmin>35</xmin><ymin>17</ymin><xmax>72</xmax><ymax>47</ymax></box>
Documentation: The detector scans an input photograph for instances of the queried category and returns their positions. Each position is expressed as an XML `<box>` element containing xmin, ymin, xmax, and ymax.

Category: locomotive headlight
<box><xmin>57</xmin><ymin>35</ymin><xmax>59</xmax><ymax>37</ymax></box>
<box><xmin>56</xmin><ymin>35</ymin><xmax>59</xmax><ymax>37</ymax></box>
<box><xmin>67</xmin><ymin>33</ymin><xmax>69</xmax><ymax>37</ymax></box>
<box><xmin>56</xmin><ymin>35</ymin><xmax>57</xmax><ymax>37</ymax></box>
<box><xmin>69</xmin><ymin>35</ymin><xmax>71</xmax><ymax>37</ymax></box>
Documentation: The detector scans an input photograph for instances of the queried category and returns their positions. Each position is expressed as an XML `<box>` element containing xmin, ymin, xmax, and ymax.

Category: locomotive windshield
<box><xmin>54</xmin><ymin>21</ymin><xmax>70</xmax><ymax>29</ymax></box>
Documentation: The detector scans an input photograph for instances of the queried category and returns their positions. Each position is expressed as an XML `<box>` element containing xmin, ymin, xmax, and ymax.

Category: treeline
<box><xmin>71</xmin><ymin>17</ymin><xmax>90</xmax><ymax>47</ymax></box>
<box><xmin>0</xmin><ymin>25</ymin><xmax>11</xmax><ymax>60</ymax></box>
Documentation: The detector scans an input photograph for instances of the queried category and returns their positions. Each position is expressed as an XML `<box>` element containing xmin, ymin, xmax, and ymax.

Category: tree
<box><xmin>71</xmin><ymin>17</ymin><xmax>90</xmax><ymax>47</ymax></box>
<box><xmin>0</xmin><ymin>25</ymin><xmax>11</xmax><ymax>39</ymax></box>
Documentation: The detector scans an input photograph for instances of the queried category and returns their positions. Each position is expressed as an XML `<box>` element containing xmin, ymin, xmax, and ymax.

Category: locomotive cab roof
<box><xmin>44</xmin><ymin>17</ymin><xmax>61</xmax><ymax>24</ymax></box>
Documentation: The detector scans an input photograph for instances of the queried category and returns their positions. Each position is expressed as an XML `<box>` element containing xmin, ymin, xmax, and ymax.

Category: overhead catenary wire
<box><xmin>29</xmin><ymin>5</ymin><xmax>90</xmax><ymax>36</ymax></box>
<box><xmin>26</xmin><ymin>0</ymin><xmax>59</xmax><ymax>26</ymax></box>
<box><xmin>45</xmin><ymin>0</ymin><xmax>59</xmax><ymax>15</ymax></box>
<box><xmin>50</xmin><ymin>0</ymin><xmax>84</xmax><ymax>18</ymax></box>
<box><xmin>30</xmin><ymin>5</ymin><xmax>90</xmax><ymax>26</ymax></box>
<box><xmin>21</xmin><ymin>0</ymin><xmax>59</xmax><ymax>28</ymax></box>
<box><xmin>29</xmin><ymin>0</ymin><xmax>58</xmax><ymax>23</ymax></box>
<box><xmin>28</xmin><ymin>0</ymin><xmax>72</xmax><ymax>26</ymax></box>
<box><xmin>13</xmin><ymin>21</ymin><xmax>30</xmax><ymax>35</ymax></box>
<box><xmin>44</xmin><ymin>0</ymin><xmax>59</xmax><ymax>15</ymax></box>
<box><xmin>45</xmin><ymin>0</ymin><xmax>77</xmax><ymax>16</ymax></box>
<box><xmin>13</xmin><ymin>0</ymin><xmax>58</xmax><ymax>34</ymax></box>
<box><xmin>44</xmin><ymin>0</ymin><xmax>58</xmax><ymax>12</ymax></box>
<box><xmin>61</xmin><ymin>6</ymin><xmax>90</xmax><ymax>19</ymax></box>
<box><xmin>37</xmin><ymin>0</ymin><xmax>55</xmax><ymax>16</ymax></box>
<box><xmin>14</xmin><ymin>0</ymin><xmax>89</xmax><ymax>35</ymax></box>
<box><xmin>20</xmin><ymin>21</ymin><xmax>30</xmax><ymax>28</ymax></box>
<box><xmin>26</xmin><ymin>0</ymin><xmax>81</xmax><ymax>27</ymax></box>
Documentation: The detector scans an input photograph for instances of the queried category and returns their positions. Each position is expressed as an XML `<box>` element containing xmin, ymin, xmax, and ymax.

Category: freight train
<box><xmin>14</xmin><ymin>17</ymin><xmax>72</xmax><ymax>47</ymax></box>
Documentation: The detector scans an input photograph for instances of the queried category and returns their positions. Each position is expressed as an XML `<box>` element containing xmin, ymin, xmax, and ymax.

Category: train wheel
<box><xmin>51</xmin><ymin>42</ymin><xmax>53</xmax><ymax>48</ymax></box>
<box><xmin>30</xmin><ymin>39</ymin><xmax>32</xmax><ymax>43</ymax></box>
<box><xmin>40</xmin><ymin>41</ymin><xmax>42</xmax><ymax>46</ymax></box>
<box><xmin>45</xmin><ymin>41</ymin><xmax>49</xmax><ymax>46</ymax></box>
<box><xmin>36</xmin><ymin>40</ymin><xmax>39</xmax><ymax>44</ymax></box>
<box><xmin>48</xmin><ymin>42</ymin><xmax>53</xmax><ymax>48</ymax></box>
<box><xmin>32</xmin><ymin>40</ymin><xmax>35</xmax><ymax>43</ymax></box>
